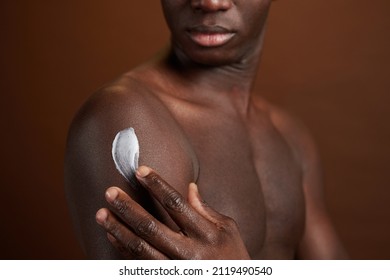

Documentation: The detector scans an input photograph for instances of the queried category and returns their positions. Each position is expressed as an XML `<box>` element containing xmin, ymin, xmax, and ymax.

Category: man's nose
<box><xmin>190</xmin><ymin>0</ymin><xmax>234</xmax><ymax>12</ymax></box>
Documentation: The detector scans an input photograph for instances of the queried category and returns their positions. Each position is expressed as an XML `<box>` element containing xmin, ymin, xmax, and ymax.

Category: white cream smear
<box><xmin>112</xmin><ymin>127</ymin><xmax>140</xmax><ymax>188</ymax></box>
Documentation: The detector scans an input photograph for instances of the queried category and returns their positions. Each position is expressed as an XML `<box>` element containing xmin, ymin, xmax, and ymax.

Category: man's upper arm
<box><xmin>295</xmin><ymin>130</ymin><xmax>348</xmax><ymax>259</ymax></box>
<box><xmin>271</xmin><ymin>107</ymin><xmax>348</xmax><ymax>259</ymax></box>
<box><xmin>64</xmin><ymin>83</ymin><xmax>196</xmax><ymax>258</ymax></box>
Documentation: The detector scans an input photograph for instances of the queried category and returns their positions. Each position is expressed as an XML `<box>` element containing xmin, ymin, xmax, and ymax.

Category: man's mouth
<box><xmin>187</xmin><ymin>25</ymin><xmax>236</xmax><ymax>47</ymax></box>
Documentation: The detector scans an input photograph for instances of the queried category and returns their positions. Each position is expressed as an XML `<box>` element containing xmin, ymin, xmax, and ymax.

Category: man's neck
<box><xmin>162</xmin><ymin>45</ymin><xmax>262</xmax><ymax>115</ymax></box>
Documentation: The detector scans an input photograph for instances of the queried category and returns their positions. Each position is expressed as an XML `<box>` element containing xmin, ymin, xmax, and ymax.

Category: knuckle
<box><xmin>223</xmin><ymin>216</ymin><xmax>239</xmax><ymax>230</ymax></box>
<box><xmin>135</xmin><ymin>218</ymin><xmax>158</xmax><ymax>237</ymax></box>
<box><xmin>202</xmin><ymin>230</ymin><xmax>219</xmax><ymax>244</ymax></box>
<box><xmin>148</xmin><ymin>173</ymin><xmax>164</xmax><ymax>186</ymax></box>
<box><xmin>188</xmin><ymin>251</ymin><xmax>202</xmax><ymax>260</ymax></box>
<box><xmin>113</xmin><ymin>199</ymin><xmax>130</xmax><ymax>215</ymax></box>
<box><xmin>106</xmin><ymin>221</ymin><xmax>121</xmax><ymax>237</ymax></box>
<box><xmin>127</xmin><ymin>239</ymin><xmax>147</xmax><ymax>257</ymax></box>
<box><xmin>203</xmin><ymin>217</ymin><xmax>239</xmax><ymax>244</ymax></box>
<box><xmin>163</xmin><ymin>191</ymin><xmax>185</xmax><ymax>213</ymax></box>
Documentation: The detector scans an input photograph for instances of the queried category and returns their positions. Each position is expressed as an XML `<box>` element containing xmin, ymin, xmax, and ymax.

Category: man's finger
<box><xmin>135</xmin><ymin>166</ymin><xmax>215</xmax><ymax>237</ymax></box>
<box><xmin>187</xmin><ymin>182</ymin><xmax>228</xmax><ymax>224</ymax></box>
<box><xmin>96</xmin><ymin>208</ymin><xmax>169</xmax><ymax>260</ymax></box>
<box><xmin>102</xmin><ymin>187</ymin><xmax>193</xmax><ymax>258</ymax></box>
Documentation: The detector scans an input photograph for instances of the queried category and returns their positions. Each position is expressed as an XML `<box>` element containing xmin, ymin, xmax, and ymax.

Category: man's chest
<box><xmin>180</xmin><ymin>112</ymin><xmax>305</xmax><ymax>258</ymax></box>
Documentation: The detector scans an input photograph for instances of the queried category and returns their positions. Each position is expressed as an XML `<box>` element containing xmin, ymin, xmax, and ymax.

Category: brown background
<box><xmin>0</xmin><ymin>1</ymin><xmax>389</xmax><ymax>259</ymax></box>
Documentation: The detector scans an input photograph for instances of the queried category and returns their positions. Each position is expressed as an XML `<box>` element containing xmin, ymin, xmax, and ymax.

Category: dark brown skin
<box><xmin>65</xmin><ymin>0</ymin><xmax>348</xmax><ymax>259</ymax></box>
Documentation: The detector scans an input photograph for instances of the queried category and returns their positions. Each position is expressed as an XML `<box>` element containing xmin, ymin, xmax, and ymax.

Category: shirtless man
<box><xmin>65</xmin><ymin>0</ymin><xmax>347</xmax><ymax>259</ymax></box>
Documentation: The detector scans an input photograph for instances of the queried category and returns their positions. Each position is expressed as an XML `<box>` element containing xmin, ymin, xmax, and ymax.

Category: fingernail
<box><xmin>189</xmin><ymin>182</ymin><xmax>198</xmax><ymax>192</ymax></box>
<box><xmin>96</xmin><ymin>209</ymin><xmax>107</xmax><ymax>223</ymax></box>
<box><xmin>105</xmin><ymin>188</ymin><xmax>118</xmax><ymax>202</ymax></box>
<box><xmin>136</xmin><ymin>166</ymin><xmax>150</xmax><ymax>178</ymax></box>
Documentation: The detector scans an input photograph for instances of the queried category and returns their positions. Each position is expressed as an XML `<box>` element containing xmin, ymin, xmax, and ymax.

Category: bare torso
<box><xmin>65</xmin><ymin>51</ymin><xmax>346</xmax><ymax>259</ymax></box>
<box><xmin>108</xmin><ymin>61</ymin><xmax>305</xmax><ymax>259</ymax></box>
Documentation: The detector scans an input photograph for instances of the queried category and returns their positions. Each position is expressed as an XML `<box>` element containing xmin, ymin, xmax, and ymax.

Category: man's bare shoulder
<box><xmin>66</xmin><ymin>71</ymin><xmax>198</xmax><ymax>200</ymax></box>
<box><xmin>258</xmin><ymin>98</ymin><xmax>320</xmax><ymax>172</ymax></box>
<box><xmin>71</xmin><ymin>74</ymin><xmax>162</xmax><ymax>130</ymax></box>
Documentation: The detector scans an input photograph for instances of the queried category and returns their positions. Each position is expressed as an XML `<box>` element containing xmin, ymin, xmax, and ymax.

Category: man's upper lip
<box><xmin>187</xmin><ymin>25</ymin><xmax>234</xmax><ymax>34</ymax></box>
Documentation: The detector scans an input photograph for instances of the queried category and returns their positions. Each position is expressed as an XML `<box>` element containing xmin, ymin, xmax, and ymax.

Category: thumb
<box><xmin>187</xmin><ymin>182</ymin><xmax>224</xmax><ymax>224</ymax></box>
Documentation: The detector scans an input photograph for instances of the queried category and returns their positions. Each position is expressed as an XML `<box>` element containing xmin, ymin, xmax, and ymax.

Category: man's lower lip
<box><xmin>188</xmin><ymin>32</ymin><xmax>235</xmax><ymax>47</ymax></box>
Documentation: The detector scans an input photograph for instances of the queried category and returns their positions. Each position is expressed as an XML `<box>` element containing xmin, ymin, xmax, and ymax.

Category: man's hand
<box><xmin>95</xmin><ymin>166</ymin><xmax>251</xmax><ymax>260</ymax></box>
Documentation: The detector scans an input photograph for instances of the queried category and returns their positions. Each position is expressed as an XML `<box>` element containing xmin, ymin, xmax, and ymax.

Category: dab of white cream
<box><xmin>112</xmin><ymin>127</ymin><xmax>139</xmax><ymax>188</ymax></box>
